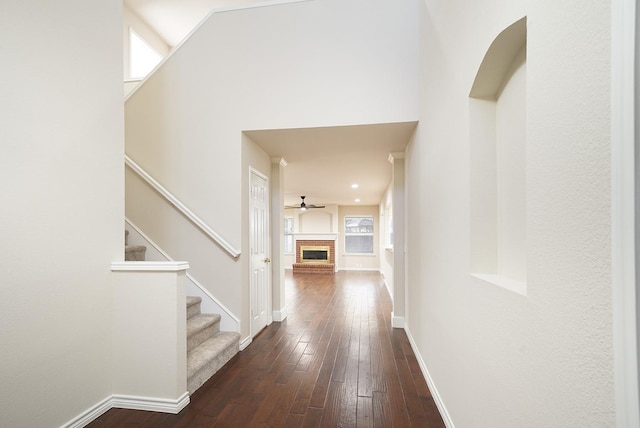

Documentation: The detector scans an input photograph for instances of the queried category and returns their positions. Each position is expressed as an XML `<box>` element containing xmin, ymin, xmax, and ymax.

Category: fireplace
<box><xmin>301</xmin><ymin>246</ymin><xmax>330</xmax><ymax>263</ymax></box>
<box><xmin>293</xmin><ymin>238</ymin><xmax>336</xmax><ymax>274</ymax></box>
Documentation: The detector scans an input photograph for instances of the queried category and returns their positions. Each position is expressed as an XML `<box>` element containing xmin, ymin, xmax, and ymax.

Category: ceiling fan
<box><xmin>285</xmin><ymin>196</ymin><xmax>325</xmax><ymax>210</ymax></box>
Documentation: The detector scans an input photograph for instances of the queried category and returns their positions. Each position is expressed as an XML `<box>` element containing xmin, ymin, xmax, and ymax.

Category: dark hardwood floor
<box><xmin>90</xmin><ymin>271</ymin><xmax>445</xmax><ymax>427</ymax></box>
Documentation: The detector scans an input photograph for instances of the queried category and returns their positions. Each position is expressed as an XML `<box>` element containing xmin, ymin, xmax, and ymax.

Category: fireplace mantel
<box><xmin>293</xmin><ymin>233</ymin><xmax>338</xmax><ymax>241</ymax></box>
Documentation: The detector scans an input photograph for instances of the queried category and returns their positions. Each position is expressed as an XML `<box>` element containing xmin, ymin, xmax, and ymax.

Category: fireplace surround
<box><xmin>293</xmin><ymin>239</ymin><xmax>335</xmax><ymax>274</ymax></box>
<box><xmin>300</xmin><ymin>245</ymin><xmax>330</xmax><ymax>263</ymax></box>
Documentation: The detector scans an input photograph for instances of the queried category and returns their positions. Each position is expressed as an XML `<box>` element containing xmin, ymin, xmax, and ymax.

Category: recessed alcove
<box><xmin>469</xmin><ymin>17</ymin><xmax>527</xmax><ymax>295</ymax></box>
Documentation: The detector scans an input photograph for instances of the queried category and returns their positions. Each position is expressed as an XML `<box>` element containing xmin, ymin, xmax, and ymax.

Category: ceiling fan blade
<box><xmin>284</xmin><ymin>196</ymin><xmax>324</xmax><ymax>209</ymax></box>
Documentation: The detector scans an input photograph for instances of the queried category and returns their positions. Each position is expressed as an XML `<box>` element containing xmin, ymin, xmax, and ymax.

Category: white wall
<box><xmin>0</xmin><ymin>0</ymin><xmax>123</xmax><ymax>426</ymax></box>
<box><xmin>407</xmin><ymin>0</ymin><xmax>613</xmax><ymax>426</ymax></box>
<box><xmin>125</xmin><ymin>0</ymin><xmax>418</xmax><ymax>340</ymax></box>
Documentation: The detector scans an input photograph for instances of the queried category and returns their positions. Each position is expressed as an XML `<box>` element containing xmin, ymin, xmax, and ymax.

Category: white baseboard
<box><xmin>391</xmin><ymin>312</ymin><xmax>405</xmax><ymax>329</ymax></box>
<box><xmin>404</xmin><ymin>326</ymin><xmax>454</xmax><ymax>428</ymax></box>
<box><xmin>62</xmin><ymin>396</ymin><xmax>112</xmax><ymax>428</ymax></box>
<box><xmin>111</xmin><ymin>392</ymin><xmax>189</xmax><ymax>413</ymax></box>
<box><xmin>240</xmin><ymin>335</ymin><xmax>252</xmax><ymax>351</ymax></box>
<box><xmin>61</xmin><ymin>392</ymin><xmax>190</xmax><ymax>428</ymax></box>
<box><xmin>273</xmin><ymin>307</ymin><xmax>288</xmax><ymax>322</ymax></box>
<box><xmin>382</xmin><ymin>276</ymin><xmax>392</xmax><ymax>303</ymax></box>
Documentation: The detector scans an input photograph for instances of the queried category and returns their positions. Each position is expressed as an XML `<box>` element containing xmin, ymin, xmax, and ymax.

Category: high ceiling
<box><xmin>124</xmin><ymin>0</ymin><xmax>270</xmax><ymax>46</ymax></box>
<box><xmin>125</xmin><ymin>0</ymin><xmax>416</xmax><ymax>207</ymax></box>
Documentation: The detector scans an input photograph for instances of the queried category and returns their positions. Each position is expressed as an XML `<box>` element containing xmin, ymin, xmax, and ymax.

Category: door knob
<box><xmin>264</xmin><ymin>257</ymin><xmax>271</xmax><ymax>263</ymax></box>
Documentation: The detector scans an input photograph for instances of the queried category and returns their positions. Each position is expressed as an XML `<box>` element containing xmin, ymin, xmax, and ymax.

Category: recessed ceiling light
<box><xmin>351</xmin><ymin>184</ymin><xmax>359</xmax><ymax>189</ymax></box>
<box><xmin>355</xmin><ymin>198</ymin><xmax>361</xmax><ymax>203</ymax></box>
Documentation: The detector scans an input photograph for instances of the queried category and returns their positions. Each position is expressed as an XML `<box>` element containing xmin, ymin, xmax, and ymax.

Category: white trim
<box><xmin>125</xmin><ymin>218</ymin><xmax>241</xmax><ymax>327</ymax></box>
<box><xmin>125</xmin><ymin>155</ymin><xmax>241</xmax><ymax>258</ymax></box>
<box><xmin>612</xmin><ymin>0</ymin><xmax>640</xmax><ymax>425</ymax></box>
<box><xmin>61</xmin><ymin>393</ymin><xmax>190</xmax><ymax>428</ymax></box>
<box><xmin>111</xmin><ymin>393</ymin><xmax>190</xmax><ymax>413</ymax></box>
<box><xmin>341</xmin><ymin>254</ymin><xmax>376</xmax><ymax>257</ymax></box>
<box><xmin>337</xmin><ymin>267</ymin><xmax>380</xmax><ymax>272</ymax></box>
<box><xmin>240</xmin><ymin>335</ymin><xmax>253</xmax><ymax>351</ymax></box>
<box><xmin>271</xmin><ymin>156</ymin><xmax>288</xmax><ymax>167</ymax></box>
<box><xmin>391</xmin><ymin>312</ymin><xmax>405</xmax><ymax>329</ymax></box>
<box><xmin>111</xmin><ymin>261</ymin><xmax>189</xmax><ymax>272</ymax></box>
<box><xmin>388</xmin><ymin>152</ymin><xmax>405</xmax><ymax>162</ymax></box>
<box><xmin>249</xmin><ymin>167</ymin><xmax>271</xmax><ymax>338</ymax></box>
<box><xmin>273</xmin><ymin>307</ymin><xmax>288</xmax><ymax>322</ymax></box>
<box><xmin>185</xmin><ymin>271</ymin><xmax>241</xmax><ymax>325</ymax></box>
<box><xmin>404</xmin><ymin>326</ymin><xmax>455</xmax><ymax>428</ymax></box>
<box><xmin>61</xmin><ymin>396</ymin><xmax>112</xmax><ymax>428</ymax></box>
<box><xmin>382</xmin><ymin>276</ymin><xmax>393</xmax><ymax>303</ymax></box>
<box><xmin>293</xmin><ymin>233</ymin><xmax>338</xmax><ymax>241</ymax></box>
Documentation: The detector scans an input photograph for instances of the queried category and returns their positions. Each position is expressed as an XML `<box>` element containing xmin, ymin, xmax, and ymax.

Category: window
<box><xmin>129</xmin><ymin>29</ymin><xmax>163</xmax><ymax>79</ymax></box>
<box><xmin>344</xmin><ymin>216</ymin><xmax>374</xmax><ymax>254</ymax></box>
<box><xmin>284</xmin><ymin>217</ymin><xmax>294</xmax><ymax>254</ymax></box>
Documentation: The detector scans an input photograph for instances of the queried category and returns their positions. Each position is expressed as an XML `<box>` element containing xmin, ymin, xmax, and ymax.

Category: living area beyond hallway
<box><xmin>90</xmin><ymin>271</ymin><xmax>444</xmax><ymax>427</ymax></box>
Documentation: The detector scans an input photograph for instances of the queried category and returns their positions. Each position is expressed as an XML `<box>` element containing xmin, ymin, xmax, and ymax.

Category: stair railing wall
<box><xmin>125</xmin><ymin>154</ymin><xmax>241</xmax><ymax>258</ymax></box>
<box><xmin>125</xmin><ymin>217</ymin><xmax>240</xmax><ymax>333</ymax></box>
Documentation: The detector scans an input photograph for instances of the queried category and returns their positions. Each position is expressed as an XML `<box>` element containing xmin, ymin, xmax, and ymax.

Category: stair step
<box><xmin>125</xmin><ymin>245</ymin><xmax>146</xmax><ymax>261</ymax></box>
<box><xmin>186</xmin><ymin>296</ymin><xmax>202</xmax><ymax>319</ymax></box>
<box><xmin>187</xmin><ymin>314</ymin><xmax>221</xmax><ymax>352</ymax></box>
<box><xmin>187</xmin><ymin>331</ymin><xmax>240</xmax><ymax>394</ymax></box>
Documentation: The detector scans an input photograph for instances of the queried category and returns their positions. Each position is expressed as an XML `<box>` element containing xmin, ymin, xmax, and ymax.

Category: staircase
<box><xmin>186</xmin><ymin>296</ymin><xmax>240</xmax><ymax>393</ymax></box>
<box><xmin>124</xmin><ymin>229</ymin><xmax>240</xmax><ymax>395</ymax></box>
<box><xmin>124</xmin><ymin>230</ymin><xmax>146</xmax><ymax>261</ymax></box>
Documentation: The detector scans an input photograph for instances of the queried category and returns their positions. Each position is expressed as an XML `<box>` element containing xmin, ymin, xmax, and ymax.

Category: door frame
<box><xmin>612</xmin><ymin>0</ymin><xmax>639</xmax><ymax>424</ymax></box>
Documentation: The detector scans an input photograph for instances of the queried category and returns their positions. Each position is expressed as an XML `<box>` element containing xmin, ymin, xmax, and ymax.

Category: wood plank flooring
<box><xmin>89</xmin><ymin>271</ymin><xmax>445</xmax><ymax>427</ymax></box>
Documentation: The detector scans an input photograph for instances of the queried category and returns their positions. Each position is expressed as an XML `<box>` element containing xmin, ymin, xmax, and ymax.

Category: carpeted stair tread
<box><xmin>187</xmin><ymin>331</ymin><xmax>240</xmax><ymax>393</ymax></box>
<box><xmin>187</xmin><ymin>313</ymin><xmax>221</xmax><ymax>352</ymax></box>
<box><xmin>186</xmin><ymin>296</ymin><xmax>201</xmax><ymax>307</ymax></box>
<box><xmin>186</xmin><ymin>296</ymin><xmax>202</xmax><ymax>319</ymax></box>
<box><xmin>124</xmin><ymin>244</ymin><xmax>146</xmax><ymax>261</ymax></box>
<box><xmin>187</xmin><ymin>313</ymin><xmax>220</xmax><ymax>334</ymax></box>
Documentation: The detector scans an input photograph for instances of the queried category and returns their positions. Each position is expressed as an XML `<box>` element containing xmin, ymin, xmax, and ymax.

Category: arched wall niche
<box><xmin>470</xmin><ymin>17</ymin><xmax>527</xmax><ymax>100</ymax></box>
<box><xmin>469</xmin><ymin>16</ymin><xmax>527</xmax><ymax>295</ymax></box>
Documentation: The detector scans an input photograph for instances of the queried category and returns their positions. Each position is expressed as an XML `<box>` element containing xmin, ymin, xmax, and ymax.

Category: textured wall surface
<box><xmin>406</xmin><ymin>0</ymin><xmax>614</xmax><ymax>426</ymax></box>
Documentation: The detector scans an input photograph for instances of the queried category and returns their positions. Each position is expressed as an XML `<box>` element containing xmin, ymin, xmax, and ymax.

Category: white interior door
<box><xmin>250</xmin><ymin>169</ymin><xmax>270</xmax><ymax>336</ymax></box>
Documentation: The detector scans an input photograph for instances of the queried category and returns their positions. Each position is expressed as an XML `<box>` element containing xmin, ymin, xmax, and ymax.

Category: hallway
<box><xmin>91</xmin><ymin>271</ymin><xmax>445</xmax><ymax>427</ymax></box>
